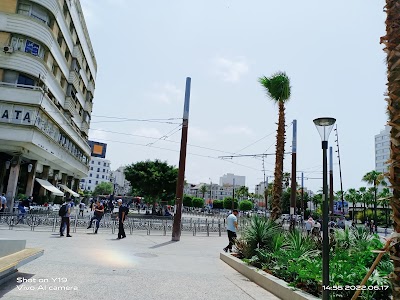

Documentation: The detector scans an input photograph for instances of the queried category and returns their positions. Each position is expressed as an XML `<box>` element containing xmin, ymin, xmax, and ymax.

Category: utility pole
<box><xmin>334</xmin><ymin>125</ymin><xmax>345</xmax><ymax>215</ymax></box>
<box><xmin>232</xmin><ymin>178</ymin><xmax>235</xmax><ymax>210</ymax></box>
<box><xmin>301</xmin><ymin>172</ymin><xmax>304</xmax><ymax>218</ymax></box>
<box><xmin>290</xmin><ymin>120</ymin><xmax>297</xmax><ymax>229</ymax></box>
<box><xmin>329</xmin><ymin>146</ymin><xmax>334</xmax><ymax>216</ymax></box>
<box><xmin>172</xmin><ymin>77</ymin><xmax>191</xmax><ymax>242</ymax></box>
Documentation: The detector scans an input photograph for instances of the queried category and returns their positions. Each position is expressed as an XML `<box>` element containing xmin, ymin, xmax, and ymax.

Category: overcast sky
<box><xmin>81</xmin><ymin>0</ymin><xmax>387</xmax><ymax>193</ymax></box>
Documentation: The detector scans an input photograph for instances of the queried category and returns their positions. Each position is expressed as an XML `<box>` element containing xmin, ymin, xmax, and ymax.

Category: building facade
<box><xmin>80</xmin><ymin>157</ymin><xmax>111</xmax><ymax>192</ymax></box>
<box><xmin>0</xmin><ymin>0</ymin><xmax>96</xmax><ymax>208</ymax></box>
<box><xmin>111</xmin><ymin>166</ymin><xmax>131</xmax><ymax>196</ymax></box>
<box><xmin>219</xmin><ymin>173</ymin><xmax>245</xmax><ymax>186</ymax></box>
<box><xmin>375</xmin><ymin>125</ymin><xmax>390</xmax><ymax>174</ymax></box>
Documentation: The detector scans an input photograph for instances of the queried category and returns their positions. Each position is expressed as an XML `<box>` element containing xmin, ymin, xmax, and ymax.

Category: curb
<box><xmin>220</xmin><ymin>252</ymin><xmax>320</xmax><ymax>300</ymax></box>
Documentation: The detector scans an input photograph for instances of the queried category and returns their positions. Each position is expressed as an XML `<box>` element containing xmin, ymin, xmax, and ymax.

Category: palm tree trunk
<box><xmin>381</xmin><ymin>1</ymin><xmax>400</xmax><ymax>297</ymax></box>
<box><xmin>271</xmin><ymin>101</ymin><xmax>286</xmax><ymax>220</ymax></box>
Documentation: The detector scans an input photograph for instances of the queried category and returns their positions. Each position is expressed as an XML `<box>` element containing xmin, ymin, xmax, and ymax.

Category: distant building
<box><xmin>111</xmin><ymin>166</ymin><xmax>131</xmax><ymax>196</ymax></box>
<box><xmin>375</xmin><ymin>125</ymin><xmax>390</xmax><ymax>174</ymax></box>
<box><xmin>219</xmin><ymin>173</ymin><xmax>245</xmax><ymax>186</ymax></box>
<box><xmin>80</xmin><ymin>141</ymin><xmax>111</xmax><ymax>192</ymax></box>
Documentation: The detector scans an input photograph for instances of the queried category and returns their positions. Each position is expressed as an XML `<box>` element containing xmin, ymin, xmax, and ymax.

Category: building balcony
<box><xmin>87</xmin><ymin>81</ymin><xmax>95</xmax><ymax>94</ymax></box>
<box><xmin>68</xmin><ymin>70</ymin><xmax>80</xmax><ymax>91</ymax></box>
<box><xmin>84</xmin><ymin>100</ymin><xmax>93</xmax><ymax>112</ymax></box>
<box><xmin>0</xmin><ymin>82</ymin><xmax>43</xmax><ymax>105</ymax></box>
<box><xmin>72</xmin><ymin>45</ymin><xmax>83</xmax><ymax>67</ymax></box>
<box><xmin>64</xmin><ymin>96</ymin><xmax>76</xmax><ymax>115</ymax></box>
<box><xmin>81</xmin><ymin>120</ymin><xmax>89</xmax><ymax>135</ymax></box>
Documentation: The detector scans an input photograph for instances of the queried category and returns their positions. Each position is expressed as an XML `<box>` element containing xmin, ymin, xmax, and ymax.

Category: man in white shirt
<box><xmin>223</xmin><ymin>209</ymin><xmax>238</xmax><ymax>253</ymax></box>
<box><xmin>0</xmin><ymin>193</ymin><xmax>7</xmax><ymax>213</ymax></box>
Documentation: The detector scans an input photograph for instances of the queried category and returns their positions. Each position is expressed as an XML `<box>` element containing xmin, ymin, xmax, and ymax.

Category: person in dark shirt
<box><xmin>117</xmin><ymin>199</ymin><xmax>126</xmax><ymax>239</ymax></box>
<box><xmin>87</xmin><ymin>199</ymin><xmax>104</xmax><ymax>234</ymax></box>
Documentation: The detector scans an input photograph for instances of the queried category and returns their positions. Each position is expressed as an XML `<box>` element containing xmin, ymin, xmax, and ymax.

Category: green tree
<box><xmin>183</xmin><ymin>195</ymin><xmax>193</xmax><ymax>207</ymax></box>
<box><xmin>92</xmin><ymin>182</ymin><xmax>113</xmax><ymax>196</ymax></box>
<box><xmin>223</xmin><ymin>197</ymin><xmax>238</xmax><ymax>209</ymax></box>
<box><xmin>378</xmin><ymin>187</ymin><xmax>392</xmax><ymax>227</ymax></box>
<box><xmin>124</xmin><ymin>159</ymin><xmax>178</xmax><ymax>214</ymax></box>
<box><xmin>212</xmin><ymin>200</ymin><xmax>223</xmax><ymax>209</ymax></box>
<box><xmin>192</xmin><ymin>197</ymin><xmax>204</xmax><ymax>208</ymax></box>
<box><xmin>236</xmin><ymin>186</ymin><xmax>249</xmax><ymax>201</ymax></box>
<box><xmin>239</xmin><ymin>200</ymin><xmax>253</xmax><ymax>211</ymax></box>
<box><xmin>199</xmin><ymin>185</ymin><xmax>208</xmax><ymax>199</ymax></box>
<box><xmin>362</xmin><ymin>171</ymin><xmax>387</xmax><ymax>227</ymax></box>
<box><xmin>259</xmin><ymin>72</ymin><xmax>291</xmax><ymax>220</ymax></box>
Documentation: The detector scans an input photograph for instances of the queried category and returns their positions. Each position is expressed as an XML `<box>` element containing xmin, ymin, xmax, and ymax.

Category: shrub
<box><xmin>183</xmin><ymin>195</ymin><xmax>193</xmax><ymax>207</ymax></box>
<box><xmin>239</xmin><ymin>200</ymin><xmax>253</xmax><ymax>211</ymax></box>
<box><xmin>212</xmin><ymin>200</ymin><xmax>223</xmax><ymax>209</ymax></box>
<box><xmin>242</xmin><ymin>216</ymin><xmax>281</xmax><ymax>257</ymax></box>
<box><xmin>223</xmin><ymin>197</ymin><xmax>238</xmax><ymax>209</ymax></box>
<box><xmin>192</xmin><ymin>197</ymin><xmax>204</xmax><ymax>208</ymax></box>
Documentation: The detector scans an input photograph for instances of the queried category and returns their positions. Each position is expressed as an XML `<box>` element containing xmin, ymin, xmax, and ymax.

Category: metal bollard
<box><xmin>193</xmin><ymin>223</ymin><xmax>196</xmax><ymax>236</ymax></box>
<box><xmin>218</xmin><ymin>223</ymin><xmax>221</xmax><ymax>237</ymax></box>
<box><xmin>163</xmin><ymin>221</ymin><xmax>166</xmax><ymax>236</ymax></box>
<box><xmin>147</xmin><ymin>222</ymin><xmax>150</xmax><ymax>235</ymax></box>
<box><xmin>73</xmin><ymin>215</ymin><xmax>78</xmax><ymax>233</ymax></box>
<box><xmin>111</xmin><ymin>220</ymin><xmax>115</xmax><ymax>234</ymax></box>
<box><xmin>52</xmin><ymin>215</ymin><xmax>57</xmax><ymax>232</ymax></box>
<box><xmin>207</xmin><ymin>224</ymin><xmax>209</xmax><ymax>236</ymax></box>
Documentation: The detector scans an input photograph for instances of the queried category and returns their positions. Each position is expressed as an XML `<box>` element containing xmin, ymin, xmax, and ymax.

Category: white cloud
<box><xmin>214</xmin><ymin>57</ymin><xmax>249</xmax><ymax>82</ymax></box>
<box><xmin>147</xmin><ymin>83</ymin><xmax>184</xmax><ymax>104</ymax></box>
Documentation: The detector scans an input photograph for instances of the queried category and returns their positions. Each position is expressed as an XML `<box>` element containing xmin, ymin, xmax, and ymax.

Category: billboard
<box><xmin>88</xmin><ymin>140</ymin><xmax>107</xmax><ymax>158</ymax></box>
<box><xmin>333</xmin><ymin>200</ymin><xmax>349</xmax><ymax>215</ymax></box>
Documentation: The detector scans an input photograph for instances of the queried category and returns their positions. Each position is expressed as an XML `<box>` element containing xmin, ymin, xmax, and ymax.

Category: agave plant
<box><xmin>242</xmin><ymin>215</ymin><xmax>281</xmax><ymax>255</ymax></box>
<box><xmin>334</xmin><ymin>227</ymin><xmax>356</xmax><ymax>250</ymax></box>
<box><xmin>284</xmin><ymin>229</ymin><xmax>318</xmax><ymax>258</ymax></box>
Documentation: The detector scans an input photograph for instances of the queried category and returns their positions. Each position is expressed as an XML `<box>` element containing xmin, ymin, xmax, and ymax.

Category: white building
<box><xmin>111</xmin><ymin>166</ymin><xmax>131</xmax><ymax>196</ymax></box>
<box><xmin>80</xmin><ymin>157</ymin><xmax>111</xmax><ymax>192</ymax></box>
<box><xmin>219</xmin><ymin>173</ymin><xmax>245</xmax><ymax>187</ymax></box>
<box><xmin>375</xmin><ymin>125</ymin><xmax>390</xmax><ymax>174</ymax></box>
<box><xmin>0</xmin><ymin>0</ymin><xmax>96</xmax><ymax>206</ymax></box>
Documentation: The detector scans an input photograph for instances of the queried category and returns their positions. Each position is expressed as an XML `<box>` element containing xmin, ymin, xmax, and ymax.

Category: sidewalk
<box><xmin>0</xmin><ymin>229</ymin><xmax>279</xmax><ymax>300</ymax></box>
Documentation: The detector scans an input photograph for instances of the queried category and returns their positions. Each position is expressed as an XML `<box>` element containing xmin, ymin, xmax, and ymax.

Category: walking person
<box><xmin>305</xmin><ymin>216</ymin><xmax>314</xmax><ymax>235</ymax></box>
<box><xmin>117</xmin><ymin>199</ymin><xmax>126</xmax><ymax>239</ymax></box>
<box><xmin>87</xmin><ymin>200</ymin><xmax>104</xmax><ymax>234</ymax></box>
<box><xmin>223</xmin><ymin>209</ymin><xmax>238</xmax><ymax>253</ymax></box>
<box><xmin>60</xmin><ymin>199</ymin><xmax>72</xmax><ymax>237</ymax></box>
<box><xmin>79</xmin><ymin>201</ymin><xmax>85</xmax><ymax>217</ymax></box>
<box><xmin>0</xmin><ymin>193</ymin><xmax>7</xmax><ymax>213</ymax></box>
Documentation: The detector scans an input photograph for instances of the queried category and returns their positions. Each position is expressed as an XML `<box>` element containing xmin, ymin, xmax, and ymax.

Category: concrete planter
<box><xmin>220</xmin><ymin>252</ymin><xmax>320</xmax><ymax>300</ymax></box>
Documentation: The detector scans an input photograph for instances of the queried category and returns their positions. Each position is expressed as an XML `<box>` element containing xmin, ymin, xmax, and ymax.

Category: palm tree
<box><xmin>259</xmin><ymin>72</ymin><xmax>291</xmax><ymax>220</ymax></box>
<box><xmin>236</xmin><ymin>186</ymin><xmax>249</xmax><ymax>201</ymax></box>
<box><xmin>345</xmin><ymin>189</ymin><xmax>356</xmax><ymax>221</ymax></box>
<box><xmin>362</xmin><ymin>171</ymin><xmax>387</xmax><ymax>227</ymax></box>
<box><xmin>378</xmin><ymin>187</ymin><xmax>392</xmax><ymax>228</ymax></box>
<box><xmin>358</xmin><ymin>187</ymin><xmax>368</xmax><ymax>220</ymax></box>
<box><xmin>199</xmin><ymin>185</ymin><xmax>208</xmax><ymax>200</ymax></box>
<box><xmin>381</xmin><ymin>2</ymin><xmax>400</xmax><ymax>295</ymax></box>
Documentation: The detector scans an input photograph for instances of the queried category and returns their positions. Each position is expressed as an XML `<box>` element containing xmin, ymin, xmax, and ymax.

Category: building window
<box><xmin>96</xmin><ymin>174</ymin><xmax>99</xmax><ymax>178</ymax></box>
<box><xmin>89</xmin><ymin>173</ymin><xmax>92</xmax><ymax>177</ymax></box>
<box><xmin>17</xmin><ymin>74</ymin><xmax>35</xmax><ymax>86</ymax></box>
<box><xmin>104</xmin><ymin>162</ymin><xmax>107</xmax><ymax>167</ymax></box>
<box><xmin>90</xmin><ymin>167</ymin><xmax>93</xmax><ymax>170</ymax></box>
<box><xmin>91</xmin><ymin>161</ymin><xmax>94</xmax><ymax>164</ymax></box>
<box><xmin>18</xmin><ymin>1</ymin><xmax>50</xmax><ymax>26</ymax></box>
<box><xmin>88</xmin><ymin>180</ymin><xmax>91</xmax><ymax>183</ymax></box>
<box><xmin>102</xmin><ymin>175</ymin><xmax>104</xmax><ymax>179</ymax></box>
<box><xmin>103</xmin><ymin>169</ymin><xmax>105</xmax><ymax>172</ymax></box>
<box><xmin>98</xmin><ymin>162</ymin><xmax>100</xmax><ymax>165</ymax></box>
<box><xmin>97</xmin><ymin>168</ymin><xmax>100</xmax><ymax>172</ymax></box>
<box><xmin>96</xmin><ymin>181</ymin><xmax>98</xmax><ymax>185</ymax></box>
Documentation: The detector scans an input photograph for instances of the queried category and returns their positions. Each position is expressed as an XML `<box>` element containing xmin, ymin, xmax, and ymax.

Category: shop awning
<box><xmin>58</xmin><ymin>184</ymin><xmax>80</xmax><ymax>197</ymax></box>
<box><xmin>35</xmin><ymin>178</ymin><xmax>64</xmax><ymax>196</ymax></box>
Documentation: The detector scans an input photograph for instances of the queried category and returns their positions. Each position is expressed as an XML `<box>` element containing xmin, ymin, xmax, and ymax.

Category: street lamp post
<box><xmin>313</xmin><ymin>117</ymin><xmax>336</xmax><ymax>300</ymax></box>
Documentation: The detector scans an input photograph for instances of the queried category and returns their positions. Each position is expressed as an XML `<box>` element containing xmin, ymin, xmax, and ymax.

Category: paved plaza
<box><xmin>0</xmin><ymin>228</ymin><xmax>279</xmax><ymax>300</ymax></box>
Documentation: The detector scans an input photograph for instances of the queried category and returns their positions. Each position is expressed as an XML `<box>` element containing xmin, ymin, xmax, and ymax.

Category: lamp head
<box><xmin>313</xmin><ymin>117</ymin><xmax>336</xmax><ymax>142</ymax></box>
<box><xmin>27</xmin><ymin>163</ymin><xmax>33</xmax><ymax>173</ymax></box>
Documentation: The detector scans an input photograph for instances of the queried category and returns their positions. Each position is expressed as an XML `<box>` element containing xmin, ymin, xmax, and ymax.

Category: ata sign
<box><xmin>0</xmin><ymin>104</ymin><xmax>37</xmax><ymax>125</ymax></box>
